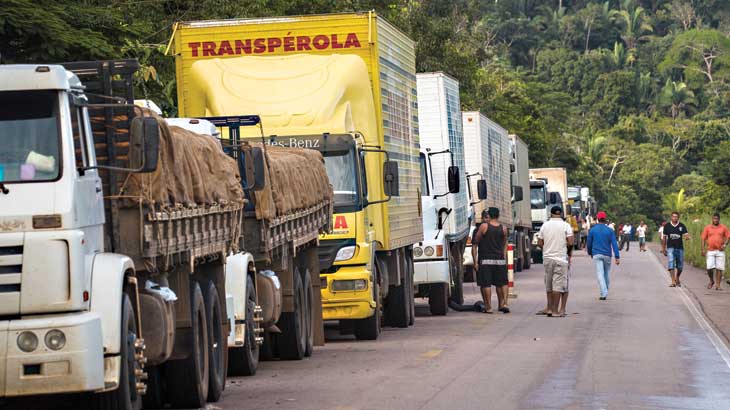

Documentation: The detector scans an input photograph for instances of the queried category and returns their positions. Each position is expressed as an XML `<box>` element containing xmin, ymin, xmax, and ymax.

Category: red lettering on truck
<box><xmin>297</xmin><ymin>36</ymin><xmax>312</xmax><ymax>51</ymax></box>
<box><xmin>218</xmin><ymin>40</ymin><xmax>234</xmax><ymax>55</ymax></box>
<box><xmin>235</xmin><ymin>39</ymin><xmax>252</xmax><ymax>54</ymax></box>
<box><xmin>334</xmin><ymin>216</ymin><xmax>348</xmax><ymax>229</ymax></box>
<box><xmin>202</xmin><ymin>41</ymin><xmax>217</xmax><ymax>56</ymax></box>
<box><xmin>267</xmin><ymin>37</ymin><xmax>282</xmax><ymax>52</ymax></box>
<box><xmin>186</xmin><ymin>34</ymin><xmax>363</xmax><ymax>57</ymax></box>
<box><xmin>253</xmin><ymin>38</ymin><xmax>266</xmax><ymax>53</ymax></box>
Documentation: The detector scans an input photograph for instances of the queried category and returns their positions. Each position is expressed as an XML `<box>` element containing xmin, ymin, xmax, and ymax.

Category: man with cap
<box><xmin>536</xmin><ymin>206</ymin><xmax>574</xmax><ymax>317</ymax></box>
<box><xmin>587</xmin><ymin>211</ymin><xmax>621</xmax><ymax>300</ymax></box>
<box><xmin>473</xmin><ymin>207</ymin><xmax>510</xmax><ymax>314</ymax></box>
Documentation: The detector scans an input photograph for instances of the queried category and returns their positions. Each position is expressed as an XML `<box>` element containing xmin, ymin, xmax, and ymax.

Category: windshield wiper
<box><xmin>0</xmin><ymin>183</ymin><xmax>9</xmax><ymax>195</ymax></box>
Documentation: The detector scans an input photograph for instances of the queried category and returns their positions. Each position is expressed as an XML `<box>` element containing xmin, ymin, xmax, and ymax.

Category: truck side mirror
<box><xmin>448</xmin><ymin>166</ymin><xmax>460</xmax><ymax>194</ymax></box>
<box><xmin>383</xmin><ymin>161</ymin><xmax>399</xmax><ymax>197</ymax></box>
<box><xmin>129</xmin><ymin>117</ymin><xmax>159</xmax><ymax>173</ymax></box>
<box><xmin>549</xmin><ymin>192</ymin><xmax>560</xmax><ymax>204</ymax></box>
<box><xmin>477</xmin><ymin>179</ymin><xmax>488</xmax><ymax>200</ymax></box>
<box><xmin>512</xmin><ymin>186</ymin><xmax>523</xmax><ymax>202</ymax></box>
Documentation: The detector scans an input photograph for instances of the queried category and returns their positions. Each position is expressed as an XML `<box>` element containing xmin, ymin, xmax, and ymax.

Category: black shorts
<box><xmin>477</xmin><ymin>264</ymin><xmax>508</xmax><ymax>287</ymax></box>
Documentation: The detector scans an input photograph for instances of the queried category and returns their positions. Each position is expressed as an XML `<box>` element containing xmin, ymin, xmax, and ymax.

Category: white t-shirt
<box><xmin>608</xmin><ymin>223</ymin><xmax>615</xmax><ymax>231</ymax></box>
<box><xmin>622</xmin><ymin>224</ymin><xmax>632</xmax><ymax>234</ymax></box>
<box><xmin>538</xmin><ymin>218</ymin><xmax>574</xmax><ymax>263</ymax></box>
<box><xmin>637</xmin><ymin>225</ymin><xmax>646</xmax><ymax>238</ymax></box>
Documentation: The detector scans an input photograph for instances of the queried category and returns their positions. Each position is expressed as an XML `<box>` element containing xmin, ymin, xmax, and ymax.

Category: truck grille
<box><xmin>0</xmin><ymin>242</ymin><xmax>23</xmax><ymax>314</ymax></box>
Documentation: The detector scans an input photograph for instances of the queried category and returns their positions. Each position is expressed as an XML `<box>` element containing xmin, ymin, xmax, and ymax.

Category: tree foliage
<box><xmin>2</xmin><ymin>0</ymin><xmax>730</xmax><ymax>223</ymax></box>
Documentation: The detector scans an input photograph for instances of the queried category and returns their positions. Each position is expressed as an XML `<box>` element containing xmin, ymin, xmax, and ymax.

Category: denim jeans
<box><xmin>593</xmin><ymin>254</ymin><xmax>612</xmax><ymax>298</ymax></box>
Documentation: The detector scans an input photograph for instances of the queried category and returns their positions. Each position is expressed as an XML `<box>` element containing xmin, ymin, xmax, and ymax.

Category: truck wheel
<box><xmin>228</xmin><ymin>275</ymin><xmax>259</xmax><ymax>376</ymax></box>
<box><xmin>303</xmin><ymin>269</ymin><xmax>314</xmax><ymax>357</ymax></box>
<box><xmin>93</xmin><ymin>294</ymin><xmax>142</xmax><ymax>410</ymax></box>
<box><xmin>532</xmin><ymin>249</ymin><xmax>543</xmax><ymax>264</ymax></box>
<box><xmin>449</xmin><ymin>250</ymin><xmax>464</xmax><ymax>305</ymax></box>
<box><xmin>276</xmin><ymin>267</ymin><xmax>306</xmax><ymax>360</ymax></box>
<box><xmin>384</xmin><ymin>281</ymin><xmax>409</xmax><ymax>328</ymax></box>
<box><xmin>202</xmin><ymin>282</ymin><xmax>225</xmax><ymax>403</ymax></box>
<box><xmin>406</xmin><ymin>251</ymin><xmax>415</xmax><ymax>327</ymax></box>
<box><xmin>354</xmin><ymin>278</ymin><xmax>380</xmax><ymax>340</ymax></box>
<box><xmin>166</xmin><ymin>282</ymin><xmax>209</xmax><ymax>409</ymax></box>
<box><xmin>142</xmin><ymin>366</ymin><xmax>165</xmax><ymax>409</ymax></box>
<box><xmin>523</xmin><ymin>248</ymin><xmax>531</xmax><ymax>269</ymax></box>
<box><xmin>428</xmin><ymin>283</ymin><xmax>448</xmax><ymax>316</ymax></box>
<box><xmin>259</xmin><ymin>331</ymin><xmax>274</xmax><ymax>361</ymax></box>
<box><xmin>515</xmin><ymin>256</ymin><xmax>523</xmax><ymax>272</ymax></box>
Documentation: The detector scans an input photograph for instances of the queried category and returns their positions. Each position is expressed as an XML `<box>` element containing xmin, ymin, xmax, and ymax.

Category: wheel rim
<box><xmin>125</xmin><ymin>327</ymin><xmax>138</xmax><ymax>402</ymax></box>
<box><xmin>247</xmin><ymin>286</ymin><xmax>259</xmax><ymax>358</ymax></box>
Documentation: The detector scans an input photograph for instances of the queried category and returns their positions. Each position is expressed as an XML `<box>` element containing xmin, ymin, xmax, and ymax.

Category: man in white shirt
<box><xmin>536</xmin><ymin>206</ymin><xmax>574</xmax><ymax>317</ymax></box>
<box><xmin>620</xmin><ymin>223</ymin><xmax>632</xmax><ymax>251</ymax></box>
<box><xmin>637</xmin><ymin>221</ymin><xmax>647</xmax><ymax>252</ymax></box>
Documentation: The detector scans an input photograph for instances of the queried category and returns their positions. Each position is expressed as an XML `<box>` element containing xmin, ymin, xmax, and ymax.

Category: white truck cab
<box><xmin>0</xmin><ymin>64</ymin><xmax>130</xmax><ymax>397</ymax></box>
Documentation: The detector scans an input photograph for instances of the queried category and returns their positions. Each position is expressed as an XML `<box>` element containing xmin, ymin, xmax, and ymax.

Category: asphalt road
<box><xmin>218</xmin><ymin>249</ymin><xmax>730</xmax><ymax>410</ymax></box>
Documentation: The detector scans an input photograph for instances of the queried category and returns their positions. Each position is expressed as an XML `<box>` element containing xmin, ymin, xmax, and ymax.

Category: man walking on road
<box><xmin>536</xmin><ymin>206</ymin><xmax>574</xmax><ymax>317</ymax></box>
<box><xmin>587</xmin><ymin>211</ymin><xmax>620</xmax><ymax>300</ymax></box>
<box><xmin>474</xmin><ymin>207</ymin><xmax>510</xmax><ymax>314</ymax></box>
<box><xmin>701</xmin><ymin>213</ymin><xmax>729</xmax><ymax>290</ymax></box>
<box><xmin>637</xmin><ymin>221</ymin><xmax>647</xmax><ymax>252</ymax></box>
<box><xmin>662</xmin><ymin>211</ymin><xmax>690</xmax><ymax>287</ymax></box>
<box><xmin>620</xmin><ymin>223</ymin><xmax>632</xmax><ymax>251</ymax></box>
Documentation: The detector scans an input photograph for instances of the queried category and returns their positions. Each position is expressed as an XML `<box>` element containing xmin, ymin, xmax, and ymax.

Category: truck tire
<box><xmin>166</xmin><ymin>282</ymin><xmax>209</xmax><ymax>409</ymax></box>
<box><xmin>93</xmin><ymin>294</ymin><xmax>142</xmax><ymax>410</ymax></box>
<box><xmin>449</xmin><ymin>250</ymin><xmax>464</xmax><ymax>305</ymax></box>
<box><xmin>303</xmin><ymin>269</ymin><xmax>314</xmax><ymax>357</ymax></box>
<box><xmin>407</xmin><ymin>251</ymin><xmax>416</xmax><ymax>327</ymax></box>
<box><xmin>142</xmin><ymin>366</ymin><xmax>165</xmax><ymax>410</ymax></box>
<box><xmin>515</xmin><ymin>256</ymin><xmax>523</xmax><ymax>273</ymax></box>
<box><xmin>202</xmin><ymin>282</ymin><xmax>225</xmax><ymax>402</ymax></box>
<box><xmin>384</xmin><ymin>282</ymin><xmax>409</xmax><ymax>328</ymax></box>
<box><xmin>354</xmin><ymin>278</ymin><xmax>380</xmax><ymax>340</ymax></box>
<box><xmin>428</xmin><ymin>283</ymin><xmax>448</xmax><ymax>316</ymax></box>
<box><xmin>523</xmin><ymin>234</ymin><xmax>531</xmax><ymax>269</ymax></box>
<box><xmin>228</xmin><ymin>275</ymin><xmax>259</xmax><ymax>376</ymax></box>
<box><xmin>275</xmin><ymin>267</ymin><xmax>306</xmax><ymax>360</ymax></box>
<box><xmin>259</xmin><ymin>331</ymin><xmax>274</xmax><ymax>361</ymax></box>
<box><xmin>532</xmin><ymin>249</ymin><xmax>543</xmax><ymax>264</ymax></box>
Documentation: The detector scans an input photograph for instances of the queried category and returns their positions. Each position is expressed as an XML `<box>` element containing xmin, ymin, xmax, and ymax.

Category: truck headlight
<box><xmin>45</xmin><ymin>329</ymin><xmax>66</xmax><ymax>351</ymax></box>
<box><xmin>414</xmin><ymin>246</ymin><xmax>423</xmax><ymax>257</ymax></box>
<box><xmin>17</xmin><ymin>331</ymin><xmax>38</xmax><ymax>353</ymax></box>
<box><xmin>424</xmin><ymin>246</ymin><xmax>435</xmax><ymax>257</ymax></box>
<box><xmin>332</xmin><ymin>279</ymin><xmax>367</xmax><ymax>291</ymax></box>
<box><xmin>334</xmin><ymin>246</ymin><xmax>356</xmax><ymax>262</ymax></box>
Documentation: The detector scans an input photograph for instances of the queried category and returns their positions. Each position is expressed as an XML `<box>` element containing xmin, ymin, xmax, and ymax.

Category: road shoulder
<box><xmin>648</xmin><ymin>242</ymin><xmax>730</xmax><ymax>346</ymax></box>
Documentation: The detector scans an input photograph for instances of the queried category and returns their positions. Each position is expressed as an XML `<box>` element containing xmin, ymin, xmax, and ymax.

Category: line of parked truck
<box><xmin>0</xmin><ymin>11</ymin><xmax>595</xmax><ymax>410</ymax></box>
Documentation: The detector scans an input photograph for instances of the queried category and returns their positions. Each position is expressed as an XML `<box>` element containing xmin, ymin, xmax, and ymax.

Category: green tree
<box><xmin>610</xmin><ymin>0</ymin><xmax>654</xmax><ymax>59</ymax></box>
<box><xmin>659</xmin><ymin>79</ymin><xmax>697</xmax><ymax>121</ymax></box>
<box><xmin>659</xmin><ymin>29</ymin><xmax>730</xmax><ymax>90</ymax></box>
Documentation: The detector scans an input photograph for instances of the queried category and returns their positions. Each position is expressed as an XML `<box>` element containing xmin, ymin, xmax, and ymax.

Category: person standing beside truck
<box><xmin>701</xmin><ymin>213</ymin><xmax>730</xmax><ymax>290</ymax></box>
<box><xmin>536</xmin><ymin>206</ymin><xmax>574</xmax><ymax>317</ymax></box>
<box><xmin>474</xmin><ymin>207</ymin><xmax>510</xmax><ymax>314</ymax></box>
<box><xmin>587</xmin><ymin>211</ymin><xmax>620</xmax><ymax>300</ymax></box>
<box><xmin>662</xmin><ymin>212</ymin><xmax>690</xmax><ymax>287</ymax></box>
<box><xmin>620</xmin><ymin>223</ymin><xmax>632</xmax><ymax>251</ymax></box>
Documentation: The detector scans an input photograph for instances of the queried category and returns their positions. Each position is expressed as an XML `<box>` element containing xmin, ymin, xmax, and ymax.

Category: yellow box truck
<box><xmin>170</xmin><ymin>11</ymin><xmax>423</xmax><ymax>340</ymax></box>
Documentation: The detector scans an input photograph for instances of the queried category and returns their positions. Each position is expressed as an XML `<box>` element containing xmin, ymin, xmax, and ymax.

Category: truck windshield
<box><xmin>530</xmin><ymin>186</ymin><xmax>546</xmax><ymax>209</ymax></box>
<box><xmin>323</xmin><ymin>149</ymin><xmax>361</xmax><ymax>212</ymax></box>
<box><xmin>0</xmin><ymin>90</ymin><xmax>61</xmax><ymax>183</ymax></box>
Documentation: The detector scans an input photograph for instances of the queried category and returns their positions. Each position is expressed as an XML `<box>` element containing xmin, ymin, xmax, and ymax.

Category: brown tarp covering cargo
<box><xmin>249</xmin><ymin>144</ymin><xmax>333</xmax><ymax>220</ymax></box>
<box><xmin>121</xmin><ymin>108</ymin><xmax>244</xmax><ymax>208</ymax></box>
<box><xmin>121</xmin><ymin>108</ymin><xmax>332</xmax><ymax>220</ymax></box>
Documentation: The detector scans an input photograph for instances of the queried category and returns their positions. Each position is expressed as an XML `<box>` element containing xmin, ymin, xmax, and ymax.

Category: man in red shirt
<box><xmin>701</xmin><ymin>213</ymin><xmax>730</xmax><ymax>290</ymax></box>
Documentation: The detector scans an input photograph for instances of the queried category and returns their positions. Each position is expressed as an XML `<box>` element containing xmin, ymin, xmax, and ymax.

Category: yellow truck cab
<box><xmin>170</xmin><ymin>12</ymin><xmax>423</xmax><ymax>340</ymax></box>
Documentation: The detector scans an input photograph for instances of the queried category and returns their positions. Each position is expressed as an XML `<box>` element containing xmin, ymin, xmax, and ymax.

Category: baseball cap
<box><xmin>596</xmin><ymin>211</ymin><xmax>607</xmax><ymax>220</ymax></box>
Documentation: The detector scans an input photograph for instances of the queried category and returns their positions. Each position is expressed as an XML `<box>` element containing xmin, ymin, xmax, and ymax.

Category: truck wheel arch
<box><xmin>89</xmin><ymin>253</ymin><xmax>135</xmax><ymax>355</ymax></box>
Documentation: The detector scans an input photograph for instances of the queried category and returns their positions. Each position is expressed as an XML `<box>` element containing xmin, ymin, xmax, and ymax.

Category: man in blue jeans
<box><xmin>587</xmin><ymin>211</ymin><xmax>621</xmax><ymax>300</ymax></box>
<box><xmin>662</xmin><ymin>211</ymin><xmax>690</xmax><ymax>287</ymax></box>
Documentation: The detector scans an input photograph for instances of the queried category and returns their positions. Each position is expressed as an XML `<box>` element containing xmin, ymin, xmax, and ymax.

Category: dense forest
<box><xmin>3</xmin><ymin>0</ymin><xmax>730</xmax><ymax>224</ymax></box>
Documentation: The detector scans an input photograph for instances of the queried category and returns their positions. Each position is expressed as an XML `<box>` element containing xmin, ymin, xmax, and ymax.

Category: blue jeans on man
<box><xmin>593</xmin><ymin>254</ymin><xmax>612</xmax><ymax>298</ymax></box>
<box><xmin>667</xmin><ymin>248</ymin><xmax>684</xmax><ymax>271</ymax></box>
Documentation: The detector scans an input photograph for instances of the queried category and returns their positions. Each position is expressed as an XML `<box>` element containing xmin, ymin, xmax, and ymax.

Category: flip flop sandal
<box><xmin>499</xmin><ymin>307</ymin><xmax>511</xmax><ymax>314</ymax></box>
<box><xmin>669</xmin><ymin>284</ymin><xmax>676</xmax><ymax>287</ymax></box>
<box><xmin>484</xmin><ymin>309</ymin><xmax>494</xmax><ymax>314</ymax></box>
<box><xmin>553</xmin><ymin>313</ymin><xmax>567</xmax><ymax>318</ymax></box>
<box><xmin>536</xmin><ymin>310</ymin><xmax>549</xmax><ymax>315</ymax></box>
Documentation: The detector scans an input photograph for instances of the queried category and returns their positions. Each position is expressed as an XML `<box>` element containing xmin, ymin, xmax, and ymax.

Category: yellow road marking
<box><xmin>421</xmin><ymin>349</ymin><xmax>443</xmax><ymax>359</ymax></box>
